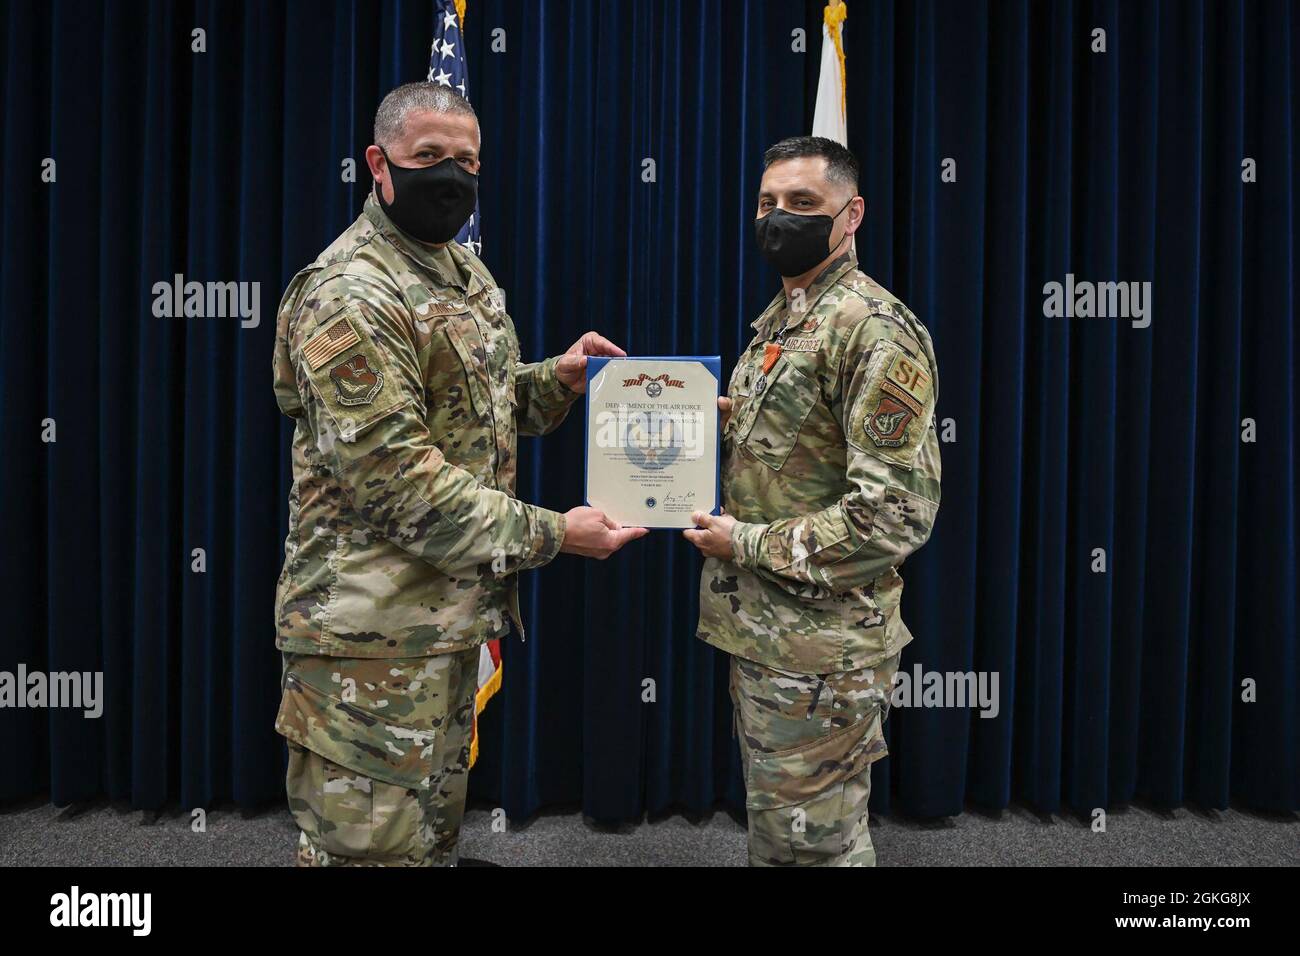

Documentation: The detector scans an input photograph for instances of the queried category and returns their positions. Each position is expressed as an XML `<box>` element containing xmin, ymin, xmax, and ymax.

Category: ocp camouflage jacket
<box><xmin>272</xmin><ymin>195</ymin><xmax>574</xmax><ymax>659</ymax></box>
<box><xmin>698</xmin><ymin>252</ymin><xmax>942</xmax><ymax>674</ymax></box>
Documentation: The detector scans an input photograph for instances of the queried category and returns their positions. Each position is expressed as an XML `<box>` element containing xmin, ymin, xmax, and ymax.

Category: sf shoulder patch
<box><xmin>852</xmin><ymin>339</ymin><xmax>935</xmax><ymax>466</ymax></box>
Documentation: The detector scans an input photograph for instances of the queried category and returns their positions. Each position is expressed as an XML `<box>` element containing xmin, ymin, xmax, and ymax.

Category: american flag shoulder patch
<box><xmin>302</xmin><ymin>315</ymin><xmax>361</xmax><ymax>371</ymax></box>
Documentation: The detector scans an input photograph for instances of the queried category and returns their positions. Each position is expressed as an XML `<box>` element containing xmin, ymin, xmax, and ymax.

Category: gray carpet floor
<box><xmin>1</xmin><ymin>798</ymin><xmax>1296</xmax><ymax>866</ymax></box>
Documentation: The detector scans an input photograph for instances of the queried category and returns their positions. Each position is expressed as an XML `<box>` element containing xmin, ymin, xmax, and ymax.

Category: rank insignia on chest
<box><xmin>329</xmin><ymin>353</ymin><xmax>384</xmax><ymax>406</ymax></box>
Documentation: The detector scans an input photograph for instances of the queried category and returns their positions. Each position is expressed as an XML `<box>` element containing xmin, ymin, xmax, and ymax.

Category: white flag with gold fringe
<box><xmin>811</xmin><ymin>1</ymin><xmax>848</xmax><ymax>146</ymax></box>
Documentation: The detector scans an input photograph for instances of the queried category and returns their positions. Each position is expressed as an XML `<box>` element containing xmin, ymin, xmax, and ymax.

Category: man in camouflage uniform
<box><xmin>685</xmin><ymin>137</ymin><xmax>941</xmax><ymax>866</ymax></box>
<box><xmin>272</xmin><ymin>83</ymin><xmax>644</xmax><ymax>867</ymax></box>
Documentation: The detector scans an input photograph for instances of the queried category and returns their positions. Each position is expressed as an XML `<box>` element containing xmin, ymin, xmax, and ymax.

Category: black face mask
<box><xmin>754</xmin><ymin>198</ymin><xmax>853</xmax><ymax>277</ymax></box>
<box><xmin>377</xmin><ymin>148</ymin><xmax>478</xmax><ymax>245</ymax></box>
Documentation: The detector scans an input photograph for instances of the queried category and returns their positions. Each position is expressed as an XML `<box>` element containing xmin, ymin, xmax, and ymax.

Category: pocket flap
<box><xmin>744</xmin><ymin>708</ymin><xmax>887</xmax><ymax>811</ymax></box>
<box><xmin>275</xmin><ymin>671</ymin><xmax>437</xmax><ymax>791</ymax></box>
<box><xmin>442</xmin><ymin>317</ymin><xmax>494</xmax><ymax>418</ymax></box>
<box><xmin>740</xmin><ymin>358</ymin><xmax>819</xmax><ymax>471</ymax></box>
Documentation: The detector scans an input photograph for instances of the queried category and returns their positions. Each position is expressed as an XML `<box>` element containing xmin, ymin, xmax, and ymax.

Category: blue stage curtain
<box><xmin>1</xmin><ymin>0</ymin><xmax>1295</xmax><ymax>823</ymax></box>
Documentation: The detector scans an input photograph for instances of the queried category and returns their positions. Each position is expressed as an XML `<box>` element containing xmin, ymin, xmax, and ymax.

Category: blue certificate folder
<box><xmin>584</xmin><ymin>355</ymin><xmax>722</xmax><ymax>530</ymax></box>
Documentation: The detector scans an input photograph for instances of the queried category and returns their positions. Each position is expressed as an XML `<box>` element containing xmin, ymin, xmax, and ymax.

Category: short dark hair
<box><xmin>373</xmin><ymin>82</ymin><xmax>477</xmax><ymax>148</ymax></box>
<box><xmin>762</xmin><ymin>136</ymin><xmax>859</xmax><ymax>193</ymax></box>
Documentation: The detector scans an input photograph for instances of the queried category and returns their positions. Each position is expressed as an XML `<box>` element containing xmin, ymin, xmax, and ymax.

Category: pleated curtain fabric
<box><xmin>0</xmin><ymin>0</ymin><xmax>1294</xmax><ymax>823</ymax></box>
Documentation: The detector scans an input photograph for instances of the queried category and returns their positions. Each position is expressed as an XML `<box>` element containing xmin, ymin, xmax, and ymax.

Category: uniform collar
<box><xmin>751</xmin><ymin>250</ymin><xmax>858</xmax><ymax>336</ymax></box>
<box><xmin>363</xmin><ymin>193</ymin><xmax>489</xmax><ymax>297</ymax></box>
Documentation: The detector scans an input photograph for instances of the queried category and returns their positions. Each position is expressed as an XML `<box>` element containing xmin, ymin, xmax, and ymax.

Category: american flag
<box><xmin>428</xmin><ymin>0</ymin><xmax>481</xmax><ymax>256</ymax></box>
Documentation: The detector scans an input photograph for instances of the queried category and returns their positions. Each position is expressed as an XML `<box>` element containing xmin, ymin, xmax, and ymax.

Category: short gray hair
<box><xmin>373</xmin><ymin>82</ymin><xmax>477</xmax><ymax>148</ymax></box>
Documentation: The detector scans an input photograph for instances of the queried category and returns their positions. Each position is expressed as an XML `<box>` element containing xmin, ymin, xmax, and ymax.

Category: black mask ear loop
<box><xmin>376</xmin><ymin>145</ymin><xmax>394</xmax><ymax>201</ymax></box>
<box><xmin>826</xmin><ymin>197</ymin><xmax>855</xmax><ymax>259</ymax></box>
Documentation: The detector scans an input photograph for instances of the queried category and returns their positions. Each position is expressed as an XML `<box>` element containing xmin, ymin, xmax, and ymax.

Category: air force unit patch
<box><xmin>329</xmin><ymin>354</ymin><xmax>384</xmax><ymax>406</ymax></box>
<box><xmin>866</xmin><ymin>394</ymin><xmax>915</xmax><ymax>447</ymax></box>
<box><xmin>855</xmin><ymin>339</ymin><xmax>935</xmax><ymax>463</ymax></box>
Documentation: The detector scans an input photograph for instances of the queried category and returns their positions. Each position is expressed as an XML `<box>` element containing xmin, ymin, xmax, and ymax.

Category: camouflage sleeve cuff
<box><xmin>522</xmin><ymin>504</ymin><xmax>567</xmax><ymax>570</ymax></box>
<box><xmin>532</xmin><ymin>355</ymin><xmax>580</xmax><ymax>409</ymax></box>
<box><xmin>730</xmin><ymin>520</ymin><xmax>770</xmax><ymax>571</ymax></box>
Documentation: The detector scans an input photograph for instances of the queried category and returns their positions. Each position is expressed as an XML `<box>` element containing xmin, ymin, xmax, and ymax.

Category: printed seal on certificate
<box><xmin>584</xmin><ymin>356</ymin><xmax>721</xmax><ymax>529</ymax></box>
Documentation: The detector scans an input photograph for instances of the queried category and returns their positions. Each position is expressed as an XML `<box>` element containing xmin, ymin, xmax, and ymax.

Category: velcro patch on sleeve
<box><xmin>849</xmin><ymin>339</ymin><xmax>935</xmax><ymax>467</ymax></box>
<box><xmin>302</xmin><ymin>315</ymin><xmax>362</xmax><ymax>371</ymax></box>
<box><xmin>298</xmin><ymin>309</ymin><xmax>410</xmax><ymax>435</ymax></box>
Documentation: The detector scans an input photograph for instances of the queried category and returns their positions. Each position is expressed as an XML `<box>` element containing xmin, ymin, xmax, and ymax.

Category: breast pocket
<box><xmin>441</xmin><ymin>315</ymin><xmax>494</xmax><ymax>414</ymax></box>
<box><xmin>422</xmin><ymin>315</ymin><xmax>492</xmax><ymax>466</ymax></box>
<box><xmin>738</xmin><ymin>358</ymin><xmax>820</xmax><ymax>471</ymax></box>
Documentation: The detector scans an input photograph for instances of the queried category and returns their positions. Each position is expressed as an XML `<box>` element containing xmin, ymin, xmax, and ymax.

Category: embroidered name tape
<box><xmin>783</xmin><ymin>337</ymin><xmax>820</xmax><ymax>352</ymax></box>
<box><xmin>418</xmin><ymin>299</ymin><xmax>468</xmax><ymax>317</ymax></box>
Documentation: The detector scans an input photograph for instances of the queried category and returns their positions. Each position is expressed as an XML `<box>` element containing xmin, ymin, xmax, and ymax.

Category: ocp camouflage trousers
<box><xmin>277</xmin><ymin>648</ymin><xmax>479</xmax><ymax>867</ymax></box>
<box><xmin>730</xmin><ymin>652</ymin><xmax>900</xmax><ymax>867</ymax></box>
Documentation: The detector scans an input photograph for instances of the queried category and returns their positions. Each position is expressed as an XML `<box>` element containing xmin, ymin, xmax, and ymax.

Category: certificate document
<box><xmin>584</xmin><ymin>356</ymin><xmax>721</xmax><ymax>529</ymax></box>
